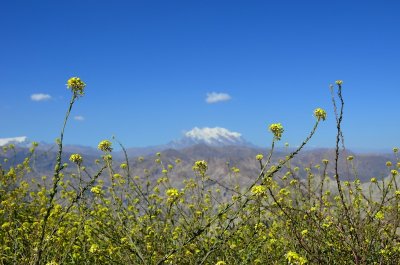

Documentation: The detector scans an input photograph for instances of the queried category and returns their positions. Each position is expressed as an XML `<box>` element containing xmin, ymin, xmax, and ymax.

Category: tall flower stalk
<box><xmin>35</xmin><ymin>77</ymin><xmax>86</xmax><ymax>265</ymax></box>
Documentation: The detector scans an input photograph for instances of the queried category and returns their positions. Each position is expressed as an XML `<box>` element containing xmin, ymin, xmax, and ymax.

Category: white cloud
<box><xmin>205</xmin><ymin>92</ymin><xmax>231</xmax><ymax>104</ymax></box>
<box><xmin>74</xmin><ymin>116</ymin><xmax>85</xmax><ymax>121</ymax></box>
<box><xmin>0</xmin><ymin>136</ymin><xmax>28</xmax><ymax>146</ymax></box>
<box><xmin>31</xmin><ymin>93</ymin><xmax>51</xmax><ymax>101</ymax></box>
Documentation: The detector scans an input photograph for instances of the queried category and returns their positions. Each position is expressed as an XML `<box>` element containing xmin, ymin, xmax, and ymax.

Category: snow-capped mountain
<box><xmin>167</xmin><ymin>127</ymin><xmax>252</xmax><ymax>148</ymax></box>
<box><xmin>0</xmin><ymin>136</ymin><xmax>30</xmax><ymax>147</ymax></box>
<box><xmin>123</xmin><ymin>127</ymin><xmax>254</xmax><ymax>157</ymax></box>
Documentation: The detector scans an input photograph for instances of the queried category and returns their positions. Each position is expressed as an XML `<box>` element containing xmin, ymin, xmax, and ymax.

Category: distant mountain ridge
<box><xmin>2</xmin><ymin>127</ymin><xmax>255</xmax><ymax>158</ymax></box>
<box><xmin>1</xmin><ymin>142</ymin><xmax>395</xmax><ymax>185</ymax></box>
<box><xmin>1</xmin><ymin>128</ymin><xmax>396</xmax><ymax>184</ymax></box>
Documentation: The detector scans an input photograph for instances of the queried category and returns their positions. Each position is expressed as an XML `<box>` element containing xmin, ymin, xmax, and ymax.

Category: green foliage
<box><xmin>1</xmin><ymin>79</ymin><xmax>400</xmax><ymax>264</ymax></box>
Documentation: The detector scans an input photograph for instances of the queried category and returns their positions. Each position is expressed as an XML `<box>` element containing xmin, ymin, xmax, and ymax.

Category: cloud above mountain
<box><xmin>74</xmin><ymin>115</ymin><xmax>85</xmax><ymax>121</ymax></box>
<box><xmin>31</xmin><ymin>93</ymin><xmax>51</xmax><ymax>101</ymax></box>
<box><xmin>205</xmin><ymin>92</ymin><xmax>231</xmax><ymax>103</ymax></box>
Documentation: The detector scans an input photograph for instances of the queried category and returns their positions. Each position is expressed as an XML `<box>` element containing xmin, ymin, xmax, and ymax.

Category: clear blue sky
<box><xmin>1</xmin><ymin>0</ymin><xmax>399</xmax><ymax>150</ymax></box>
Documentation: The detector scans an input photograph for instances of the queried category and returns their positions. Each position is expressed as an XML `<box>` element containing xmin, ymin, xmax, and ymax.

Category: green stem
<box><xmin>35</xmin><ymin>94</ymin><xmax>76</xmax><ymax>265</ymax></box>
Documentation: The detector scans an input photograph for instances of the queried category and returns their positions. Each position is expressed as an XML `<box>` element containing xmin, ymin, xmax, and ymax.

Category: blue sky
<box><xmin>1</xmin><ymin>0</ymin><xmax>399</xmax><ymax>150</ymax></box>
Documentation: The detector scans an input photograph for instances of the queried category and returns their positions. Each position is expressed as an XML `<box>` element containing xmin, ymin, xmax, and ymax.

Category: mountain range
<box><xmin>1</xmin><ymin>127</ymin><xmax>397</xmax><ymax>186</ymax></box>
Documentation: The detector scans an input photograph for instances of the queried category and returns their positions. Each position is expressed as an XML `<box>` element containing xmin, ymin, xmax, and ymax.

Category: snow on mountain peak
<box><xmin>0</xmin><ymin>136</ymin><xmax>28</xmax><ymax>146</ymax></box>
<box><xmin>185</xmin><ymin>127</ymin><xmax>242</xmax><ymax>144</ymax></box>
<box><xmin>166</xmin><ymin>127</ymin><xmax>250</xmax><ymax>149</ymax></box>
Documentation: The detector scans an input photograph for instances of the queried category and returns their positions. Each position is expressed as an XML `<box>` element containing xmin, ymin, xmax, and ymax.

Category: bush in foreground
<box><xmin>1</xmin><ymin>79</ymin><xmax>400</xmax><ymax>264</ymax></box>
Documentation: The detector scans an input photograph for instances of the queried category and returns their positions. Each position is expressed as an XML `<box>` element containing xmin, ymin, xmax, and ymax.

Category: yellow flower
<box><xmin>335</xmin><ymin>80</ymin><xmax>343</xmax><ymax>85</ymax></box>
<box><xmin>45</xmin><ymin>261</ymin><xmax>59</xmax><ymax>265</ymax></box>
<box><xmin>391</xmin><ymin>170</ymin><xmax>398</xmax><ymax>176</ymax></box>
<box><xmin>91</xmin><ymin>186</ymin><xmax>102</xmax><ymax>194</ymax></box>
<box><xmin>269</xmin><ymin>123</ymin><xmax>284</xmax><ymax>140</ymax></box>
<box><xmin>347</xmin><ymin>155</ymin><xmax>354</xmax><ymax>161</ymax></box>
<box><xmin>322</xmin><ymin>159</ymin><xmax>329</xmax><ymax>165</ymax></box>
<box><xmin>103</xmin><ymin>154</ymin><xmax>112</xmax><ymax>161</ymax></box>
<box><xmin>98</xmin><ymin>140</ymin><xmax>113</xmax><ymax>152</ymax></box>
<box><xmin>285</xmin><ymin>251</ymin><xmax>307</xmax><ymax>265</ymax></box>
<box><xmin>313</xmin><ymin>108</ymin><xmax>327</xmax><ymax>121</ymax></box>
<box><xmin>166</xmin><ymin>188</ymin><xmax>179</xmax><ymax>198</ymax></box>
<box><xmin>215</xmin><ymin>262</ymin><xmax>226</xmax><ymax>265</ymax></box>
<box><xmin>89</xmin><ymin>244</ymin><xmax>99</xmax><ymax>253</ymax></box>
<box><xmin>69</xmin><ymin>154</ymin><xmax>83</xmax><ymax>165</ymax></box>
<box><xmin>165</xmin><ymin>188</ymin><xmax>179</xmax><ymax>203</ymax></box>
<box><xmin>66</xmin><ymin>77</ymin><xmax>86</xmax><ymax>97</ymax></box>
<box><xmin>1</xmin><ymin>222</ymin><xmax>11</xmax><ymax>230</ymax></box>
<box><xmin>193</xmin><ymin>160</ymin><xmax>208</xmax><ymax>175</ymax></box>
<box><xmin>256</xmin><ymin>154</ymin><xmax>264</xmax><ymax>161</ymax></box>
<box><xmin>251</xmin><ymin>185</ymin><xmax>266</xmax><ymax>197</ymax></box>
<box><xmin>231</xmin><ymin>167</ymin><xmax>240</xmax><ymax>173</ymax></box>
<box><xmin>375</xmin><ymin>211</ymin><xmax>384</xmax><ymax>220</ymax></box>
<box><xmin>386</xmin><ymin>161</ymin><xmax>392</xmax><ymax>167</ymax></box>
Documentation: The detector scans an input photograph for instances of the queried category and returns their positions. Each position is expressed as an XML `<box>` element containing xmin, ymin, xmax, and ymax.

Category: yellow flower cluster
<box><xmin>98</xmin><ymin>140</ymin><xmax>113</xmax><ymax>152</ymax></box>
<box><xmin>231</xmin><ymin>167</ymin><xmax>240</xmax><ymax>173</ymax></box>
<box><xmin>66</xmin><ymin>77</ymin><xmax>86</xmax><ymax>97</ymax></box>
<box><xmin>69</xmin><ymin>154</ymin><xmax>83</xmax><ymax>165</ymax></box>
<box><xmin>193</xmin><ymin>160</ymin><xmax>208</xmax><ymax>175</ymax></box>
<box><xmin>91</xmin><ymin>186</ymin><xmax>102</xmax><ymax>195</ymax></box>
<box><xmin>335</xmin><ymin>80</ymin><xmax>343</xmax><ymax>85</ymax></box>
<box><xmin>166</xmin><ymin>188</ymin><xmax>179</xmax><ymax>198</ymax></box>
<box><xmin>89</xmin><ymin>243</ymin><xmax>99</xmax><ymax>253</ymax></box>
<box><xmin>269</xmin><ymin>123</ymin><xmax>284</xmax><ymax>140</ymax></box>
<box><xmin>375</xmin><ymin>211</ymin><xmax>384</xmax><ymax>220</ymax></box>
<box><xmin>255</xmin><ymin>154</ymin><xmax>264</xmax><ymax>161</ymax></box>
<box><xmin>314</xmin><ymin>108</ymin><xmax>327</xmax><ymax>121</ymax></box>
<box><xmin>251</xmin><ymin>185</ymin><xmax>266</xmax><ymax>197</ymax></box>
<box><xmin>285</xmin><ymin>251</ymin><xmax>307</xmax><ymax>265</ymax></box>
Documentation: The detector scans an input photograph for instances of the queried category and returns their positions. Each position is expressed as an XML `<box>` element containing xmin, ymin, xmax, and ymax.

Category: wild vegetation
<box><xmin>1</xmin><ymin>78</ymin><xmax>399</xmax><ymax>264</ymax></box>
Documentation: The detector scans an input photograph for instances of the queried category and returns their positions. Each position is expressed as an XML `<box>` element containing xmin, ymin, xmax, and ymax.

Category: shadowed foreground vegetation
<box><xmin>1</xmin><ymin>78</ymin><xmax>400</xmax><ymax>264</ymax></box>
